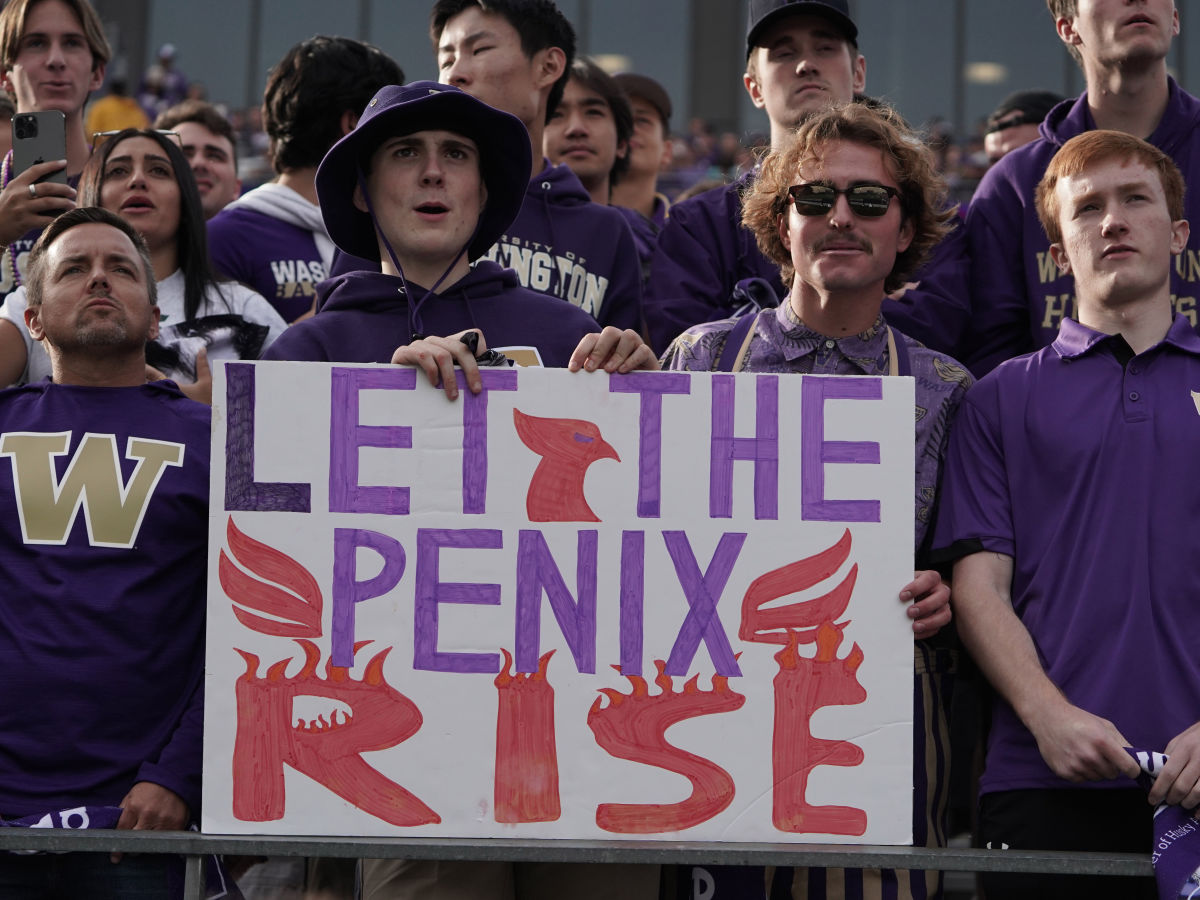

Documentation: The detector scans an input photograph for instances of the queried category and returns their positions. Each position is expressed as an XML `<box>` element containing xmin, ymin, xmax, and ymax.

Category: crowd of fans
<box><xmin>0</xmin><ymin>0</ymin><xmax>1197</xmax><ymax>899</ymax></box>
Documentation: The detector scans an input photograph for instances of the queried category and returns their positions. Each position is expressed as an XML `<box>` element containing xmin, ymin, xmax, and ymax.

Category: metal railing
<box><xmin>0</xmin><ymin>829</ymin><xmax>1154</xmax><ymax>900</ymax></box>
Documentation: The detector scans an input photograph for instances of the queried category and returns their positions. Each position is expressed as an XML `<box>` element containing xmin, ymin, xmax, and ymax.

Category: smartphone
<box><xmin>12</xmin><ymin>111</ymin><xmax>67</xmax><ymax>185</ymax></box>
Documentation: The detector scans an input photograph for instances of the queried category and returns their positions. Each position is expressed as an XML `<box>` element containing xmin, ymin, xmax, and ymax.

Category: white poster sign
<box><xmin>203</xmin><ymin>363</ymin><xmax>915</xmax><ymax>843</ymax></box>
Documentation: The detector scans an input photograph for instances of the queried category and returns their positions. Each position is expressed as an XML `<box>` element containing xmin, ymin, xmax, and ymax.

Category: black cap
<box><xmin>746</xmin><ymin>0</ymin><xmax>858</xmax><ymax>59</ymax></box>
<box><xmin>613</xmin><ymin>73</ymin><xmax>672</xmax><ymax>130</ymax></box>
<box><xmin>986</xmin><ymin>90</ymin><xmax>1066</xmax><ymax>134</ymax></box>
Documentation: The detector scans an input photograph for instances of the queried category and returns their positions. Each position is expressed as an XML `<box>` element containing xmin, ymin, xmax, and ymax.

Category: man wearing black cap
<box><xmin>643</xmin><ymin>0</ymin><xmax>971</xmax><ymax>361</ymax></box>
<box><xmin>611</xmin><ymin>72</ymin><xmax>674</xmax><ymax>230</ymax></box>
<box><xmin>983</xmin><ymin>90</ymin><xmax>1065</xmax><ymax>165</ymax></box>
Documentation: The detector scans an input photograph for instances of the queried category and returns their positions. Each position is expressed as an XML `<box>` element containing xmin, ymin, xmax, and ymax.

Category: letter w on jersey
<box><xmin>0</xmin><ymin>432</ymin><xmax>184</xmax><ymax>547</ymax></box>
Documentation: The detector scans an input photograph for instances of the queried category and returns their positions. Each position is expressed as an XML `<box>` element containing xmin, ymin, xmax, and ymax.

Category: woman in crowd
<box><xmin>0</xmin><ymin>127</ymin><xmax>284</xmax><ymax>393</ymax></box>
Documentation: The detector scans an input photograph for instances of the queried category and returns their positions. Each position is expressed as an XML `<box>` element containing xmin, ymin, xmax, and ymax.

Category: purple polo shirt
<box><xmin>933</xmin><ymin>313</ymin><xmax>1200</xmax><ymax>795</ymax></box>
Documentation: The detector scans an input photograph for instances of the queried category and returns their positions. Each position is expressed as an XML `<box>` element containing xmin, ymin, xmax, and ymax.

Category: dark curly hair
<box><xmin>262</xmin><ymin>35</ymin><xmax>404</xmax><ymax>174</ymax></box>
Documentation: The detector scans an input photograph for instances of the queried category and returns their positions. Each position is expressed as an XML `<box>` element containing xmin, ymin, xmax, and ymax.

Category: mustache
<box><xmin>813</xmin><ymin>235</ymin><xmax>873</xmax><ymax>253</ymax></box>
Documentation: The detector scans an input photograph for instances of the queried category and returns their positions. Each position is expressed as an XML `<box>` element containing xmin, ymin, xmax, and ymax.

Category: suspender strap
<box><xmin>886</xmin><ymin>326</ymin><xmax>911</xmax><ymax>377</ymax></box>
<box><xmin>715</xmin><ymin>312</ymin><xmax>758</xmax><ymax>373</ymax></box>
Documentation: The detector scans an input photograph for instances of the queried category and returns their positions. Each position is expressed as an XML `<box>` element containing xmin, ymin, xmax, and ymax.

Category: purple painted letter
<box><xmin>800</xmin><ymin>376</ymin><xmax>882</xmax><ymax>522</ymax></box>
<box><xmin>414</xmin><ymin>528</ymin><xmax>503</xmax><ymax>673</ymax></box>
<box><xmin>331</xmin><ymin>529</ymin><xmax>406</xmax><ymax>666</ymax></box>
<box><xmin>224</xmin><ymin>363</ymin><xmax>311</xmax><ymax>512</ymax></box>
<box><xmin>709</xmin><ymin>374</ymin><xmax>779</xmax><ymax>520</ymax></box>
<box><xmin>456</xmin><ymin>369</ymin><xmax>519</xmax><ymax>515</ymax></box>
<box><xmin>515</xmin><ymin>530</ymin><xmax>597</xmax><ymax>674</ymax></box>
<box><xmin>609</xmin><ymin>373</ymin><xmax>691</xmax><ymax>517</ymax></box>
<box><xmin>329</xmin><ymin>367</ymin><xmax>416</xmax><ymax>515</ymax></box>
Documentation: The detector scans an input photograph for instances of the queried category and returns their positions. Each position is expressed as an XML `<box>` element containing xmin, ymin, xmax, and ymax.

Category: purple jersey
<box><xmin>264</xmin><ymin>260</ymin><xmax>600</xmax><ymax>367</ymax></box>
<box><xmin>933</xmin><ymin>314</ymin><xmax>1200</xmax><ymax>794</ymax></box>
<box><xmin>0</xmin><ymin>381</ymin><xmax>209</xmax><ymax>817</ymax></box>
<box><xmin>964</xmin><ymin>79</ymin><xmax>1200</xmax><ymax>375</ymax></box>
<box><xmin>645</xmin><ymin>171</ymin><xmax>972</xmax><ymax>359</ymax></box>
<box><xmin>208</xmin><ymin>186</ymin><xmax>332</xmax><ymax>324</ymax></box>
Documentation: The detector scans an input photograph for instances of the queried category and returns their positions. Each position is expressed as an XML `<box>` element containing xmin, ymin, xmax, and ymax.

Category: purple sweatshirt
<box><xmin>329</xmin><ymin>162</ymin><xmax>644</xmax><ymax>333</ymax></box>
<box><xmin>644</xmin><ymin>171</ymin><xmax>972</xmax><ymax>358</ymax></box>
<box><xmin>0</xmin><ymin>381</ymin><xmax>209</xmax><ymax>818</ymax></box>
<box><xmin>264</xmin><ymin>260</ymin><xmax>600</xmax><ymax>366</ymax></box>
<box><xmin>964</xmin><ymin>78</ymin><xmax>1200</xmax><ymax>375</ymax></box>
<box><xmin>208</xmin><ymin>203</ymin><xmax>329</xmax><ymax>324</ymax></box>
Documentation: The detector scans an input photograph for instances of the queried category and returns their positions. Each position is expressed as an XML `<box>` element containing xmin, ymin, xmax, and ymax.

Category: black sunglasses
<box><xmin>787</xmin><ymin>182</ymin><xmax>900</xmax><ymax>218</ymax></box>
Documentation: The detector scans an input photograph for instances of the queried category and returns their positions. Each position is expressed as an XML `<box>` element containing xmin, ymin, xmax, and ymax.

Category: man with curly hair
<box><xmin>206</xmin><ymin>36</ymin><xmax>403</xmax><ymax>323</ymax></box>
<box><xmin>663</xmin><ymin>101</ymin><xmax>973</xmax><ymax>900</ymax></box>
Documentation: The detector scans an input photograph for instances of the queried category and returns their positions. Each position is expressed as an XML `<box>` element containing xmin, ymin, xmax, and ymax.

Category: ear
<box><xmin>24</xmin><ymin>304</ymin><xmax>43</xmax><ymax>342</ymax></box>
<box><xmin>533</xmin><ymin>46</ymin><xmax>566</xmax><ymax>92</ymax></box>
<box><xmin>852</xmin><ymin>53</ymin><xmax>866</xmax><ymax>95</ymax></box>
<box><xmin>1172</xmin><ymin>6</ymin><xmax>1181</xmax><ymax>37</ymax></box>
<box><xmin>352</xmin><ymin>181</ymin><xmax>367</xmax><ymax>214</ymax></box>
<box><xmin>340</xmin><ymin>109</ymin><xmax>359</xmax><ymax>137</ymax></box>
<box><xmin>776</xmin><ymin>210</ymin><xmax>790</xmax><ymax>251</ymax></box>
<box><xmin>1056</xmin><ymin>15</ymin><xmax>1082</xmax><ymax>49</ymax></box>
<box><xmin>1170</xmin><ymin>218</ymin><xmax>1190</xmax><ymax>256</ymax></box>
<box><xmin>88</xmin><ymin>60</ymin><xmax>106</xmax><ymax>93</ymax></box>
<box><xmin>744</xmin><ymin>66</ymin><xmax>767</xmax><ymax>111</ymax></box>
<box><xmin>617</xmin><ymin>139</ymin><xmax>629</xmax><ymax>162</ymax></box>
<box><xmin>146</xmin><ymin>304</ymin><xmax>160</xmax><ymax>342</ymax></box>
<box><xmin>1049</xmin><ymin>241</ymin><xmax>1071</xmax><ymax>274</ymax></box>
<box><xmin>896</xmin><ymin>214</ymin><xmax>915</xmax><ymax>254</ymax></box>
<box><xmin>659</xmin><ymin>136</ymin><xmax>674</xmax><ymax>172</ymax></box>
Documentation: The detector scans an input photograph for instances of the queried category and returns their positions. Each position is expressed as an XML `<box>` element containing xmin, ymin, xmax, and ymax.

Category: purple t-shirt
<box><xmin>0</xmin><ymin>380</ymin><xmax>209</xmax><ymax>817</ymax></box>
<box><xmin>933</xmin><ymin>314</ymin><xmax>1200</xmax><ymax>794</ymax></box>
<box><xmin>964</xmin><ymin>79</ymin><xmax>1200</xmax><ymax>375</ymax></box>
<box><xmin>208</xmin><ymin>204</ymin><xmax>329</xmax><ymax>324</ymax></box>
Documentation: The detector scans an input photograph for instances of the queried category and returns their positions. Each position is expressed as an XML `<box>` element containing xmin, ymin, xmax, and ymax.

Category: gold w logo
<box><xmin>0</xmin><ymin>432</ymin><xmax>185</xmax><ymax>547</ymax></box>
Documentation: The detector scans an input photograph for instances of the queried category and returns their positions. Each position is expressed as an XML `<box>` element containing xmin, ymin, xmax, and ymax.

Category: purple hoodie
<box><xmin>0</xmin><ymin>381</ymin><xmax>209</xmax><ymax>818</ymax></box>
<box><xmin>644</xmin><ymin>171</ymin><xmax>972</xmax><ymax>357</ymax></box>
<box><xmin>264</xmin><ymin>260</ymin><xmax>600</xmax><ymax>366</ymax></box>
<box><xmin>329</xmin><ymin>162</ymin><xmax>643</xmax><ymax>333</ymax></box>
<box><xmin>964</xmin><ymin>78</ymin><xmax>1200</xmax><ymax>375</ymax></box>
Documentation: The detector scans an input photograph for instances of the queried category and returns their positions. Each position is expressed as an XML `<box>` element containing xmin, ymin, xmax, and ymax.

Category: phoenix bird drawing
<box><xmin>512</xmin><ymin>408</ymin><xmax>619</xmax><ymax>522</ymax></box>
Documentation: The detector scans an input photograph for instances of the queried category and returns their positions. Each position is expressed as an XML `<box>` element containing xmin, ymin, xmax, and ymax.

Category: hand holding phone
<box><xmin>12</xmin><ymin>112</ymin><xmax>67</xmax><ymax>184</ymax></box>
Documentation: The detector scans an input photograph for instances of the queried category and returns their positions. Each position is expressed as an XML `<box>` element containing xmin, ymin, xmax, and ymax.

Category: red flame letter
<box><xmin>232</xmin><ymin>639</ymin><xmax>440</xmax><ymax>826</ymax></box>
<box><xmin>494</xmin><ymin>649</ymin><xmax>561</xmax><ymax>823</ymax></box>
<box><xmin>588</xmin><ymin>659</ymin><xmax>745</xmax><ymax>833</ymax></box>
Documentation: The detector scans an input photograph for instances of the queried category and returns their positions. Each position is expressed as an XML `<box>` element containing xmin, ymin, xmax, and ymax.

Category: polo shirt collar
<box><xmin>1054</xmin><ymin>313</ymin><xmax>1200</xmax><ymax>361</ymax></box>
<box><xmin>766</xmin><ymin>302</ymin><xmax>890</xmax><ymax>373</ymax></box>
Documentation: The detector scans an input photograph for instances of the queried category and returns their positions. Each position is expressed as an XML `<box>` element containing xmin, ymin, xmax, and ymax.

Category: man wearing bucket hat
<box><xmin>263</xmin><ymin>81</ymin><xmax>655</xmax><ymax>392</ymax></box>
<box><xmin>644</xmin><ymin>0</ymin><xmax>971</xmax><ymax>361</ymax></box>
<box><xmin>328</xmin><ymin>0</ymin><xmax>644</xmax><ymax>335</ymax></box>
